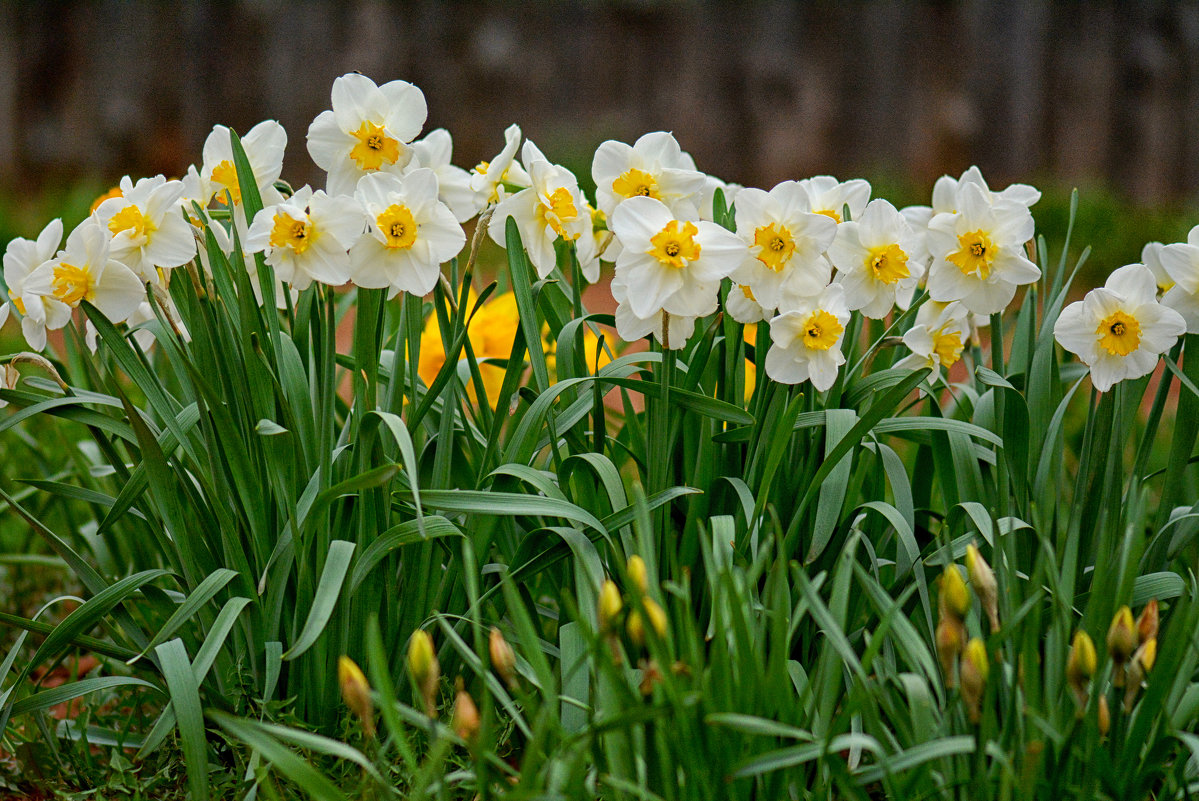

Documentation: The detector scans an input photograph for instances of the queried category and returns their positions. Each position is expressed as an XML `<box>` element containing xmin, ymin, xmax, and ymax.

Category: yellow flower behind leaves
<box><xmin>418</xmin><ymin>290</ymin><xmax>519</xmax><ymax>406</ymax></box>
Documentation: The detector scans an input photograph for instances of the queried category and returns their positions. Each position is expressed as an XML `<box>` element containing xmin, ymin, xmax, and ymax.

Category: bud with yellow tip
<box><xmin>1137</xmin><ymin>599</ymin><xmax>1159</xmax><ymax>645</ymax></box>
<box><xmin>598</xmin><ymin>579</ymin><xmax>623</xmax><ymax>631</ymax></box>
<box><xmin>1066</xmin><ymin>630</ymin><xmax>1097</xmax><ymax>706</ymax></box>
<box><xmin>959</xmin><ymin>638</ymin><xmax>989</xmax><ymax>724</ymax></box>
<box><xmin>338</xmin><ymin>655</ymin><xmax>374</xmax><ymax>738</ymax></box>
<box><xmin>627</xmin><ymin>598</ymin><xmax>668</xmax><ymax>647</ymax></box>
<box><xmin>452</xmin><ymin>678</ymin><xmax>480</xmax><ymax>742</ymax></box>
<box><xmin>1107</xmin><ymin>606</ymin><xmax>1136</xmax><ymax>686</ymax></box>
<box><xmin>627</xmin><ymin>555</ymin><xmax>649</xmax><ymax>594</ymax></box>
<box><xmin>407</xmin><ymin>629</ymin><xmax>440</xmax><ymax>718</ymax></box>
<box><xmin>1124</xmin><ymin>637</ymin><xmax>1156</xmax><ymax>712</ymax></box>
<box><xmin>489</xmin><ymin>627</ymin><xmax>517</xmax><ymax>689</ymax></box>
<box><xmin>1097</xmin><ymin>694</ymin><xmax>1111</xmax><ymax>737</ymax></box>
<box><xmin>938</xmin><ymin>565</ymin><xmax>971</xmax><ymax>622</ymax></box>
<box><xmin>965</xmin><ymin>544</ymin><xmax>999</xmax><ymax>633</ymax></box>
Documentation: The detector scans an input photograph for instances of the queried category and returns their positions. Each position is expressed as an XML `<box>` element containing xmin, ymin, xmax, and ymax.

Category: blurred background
<box><xmin>2</xmin><ymin>0</ymin><xmax>1199</xmax><ymax>275</ymax></box>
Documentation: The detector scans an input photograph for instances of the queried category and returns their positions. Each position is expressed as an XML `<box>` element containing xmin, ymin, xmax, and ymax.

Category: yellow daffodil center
<box><xmin>753</xmin><ymin>223</ymin><xmax>796</xmax><ymax>272</ymax></box>
<box><xmin>211</xmin><ymin>160</ymin><xmax>242</xmax><ymax>206</ymax></box>
<box><xmin>948</xmin><ymin>229</ymin><xmax>996</xmax><ymax>279</ymax></box>
<box><xmin>802</xmin><ymin>309</ymin><xmax>842</xmax><ymax>351</ymax></box>
<box><xmin>816</xmin><ymin>208</ymin><xmax>842</xmax><ymax>223</ymax></box>
<box><xmin>648</xmin><ymin>220</ymin><xmax>701</xmax><ymax>269</ymax></box>
<box><xmin>1097</xmin><ymin>310</ymin><xmax>1141</xmax><ymax>356</ymax></box>
<box><xmin>868</xmin><ymin>243</ymin><xmax>910</xmax><ymax>284</ymax></box>
<box><xmin>269</xmin><ymin>213</ymin><xmax>313</xmax><ymax>255</ymax></box>
<box><xmin>349</xmin><ymin>121</ymin><xmax>401</xmax><ymax>171</ymax></box>
<box><xmin>11</xmin><ymin>297</ymin><xmax>27</xmax><ymax>316</ymax></box>
<box><xmin>108</xmin><ymin>205</ymin><xmax>152</xmax><ymax>240</ymax></box>
<box><xmin>932</xmin><ymin>326</ymin><xmax>965</xmax><ymax>367</ymax></box>
<box><xmin>51</xmin><ymin>262</ymin><xmax>93</xmax><ymax>306</ymax></box>
<box><xmin>536</xmin><ymin>187</ymin><xmax>581</xmax><ymax>240</ymax></box>
<box><xmin>613</xmin><ymin>168</ymin><xmax>660</xmax><ymax>200</ymax></box>
<box><xmin>377</xmin><ymin>204</ymin><xmax>418</xmax><ymax>249</ymax></box>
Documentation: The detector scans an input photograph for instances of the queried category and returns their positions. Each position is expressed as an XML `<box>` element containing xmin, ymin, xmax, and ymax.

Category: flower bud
<box><xmin>936</xmin><ymin>616</ymin><xmax>965</xmax><ymax>688</ymax></box>
<box><xmin>965</xmin><ymin>544</ymin><xmax>999</xmax><ymax>633</ymax></box>
<box><xmin>1124</xmin><ymin>638</ymin><xmax>1156</xmax><ymax>712</ymax></box>
<box><xmin>938</xmin><ymin>565</ymin><xmax>970</xmax><ymax>622</ymax></box>
<box><xmin>1097</xmin><ymin>694</ymin><xmax>1111</xmax><ymax>737</ymax></box>
<box><xmin>1066</xmin><ymin>630</ymin><xmax>1096</xmax><ymax>706</ymax></box>
<box><xmin>627</xmin><ymin>598</ymin><xmax>667</xmax><ymax>647</ymax></box>
<box><xmin>489</xmin><ymin>627</ymin><xmax>517</xmax><ymax>688</ymax></box>
<box><xmin>1137</xmin><ymin>599</ymin><xmax>1159</xmax><ymax>645</ymax></box>
<box><xmin>1107</xmin><ymin>606</ymin><xmax>1136</xmax><ymax>687</ymax></box>
<box><xmin>338</xmin><ymin>656</ymin><xmax>374</xmax><ymax>737</ymax></box>
<box><xmin>407</xmin><ymin>629</ymin><xmax>440</xmax><ymax>717</ymax></box>
<box><xmin>627</xmin><ymin>555</ymin><xmax>649</xmax><ymax>594</ymax></box>
<box><xmin>452</xmin><ymin>678</ymin><xmax>480</xmax><ymax>742</ymax></box>
<box><xmin>598</xmin><ymin>579</ymin><xmax>623</xmax><ymax>631</ymax></box>
<box><xmin>959</xmin><ymin>638</ymin><xmax>989</xmax><ymax>724</ymax></box>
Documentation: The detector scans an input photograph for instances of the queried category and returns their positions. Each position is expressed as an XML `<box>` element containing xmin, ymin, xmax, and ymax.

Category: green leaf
<box><xmin>157</xmin><ymin>639</ymin><xmax>209</xmax><ymax>801</ymax></box>
<box><xmin>284</xmin><ymin>541</ymin><xmax>355</xmax><ymax>661</ymax></box>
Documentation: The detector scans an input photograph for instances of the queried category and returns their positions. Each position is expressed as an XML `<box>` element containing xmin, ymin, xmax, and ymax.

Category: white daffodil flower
<box><xmin>1157</xmin><ymin>225</ymin><xmax>1199</xmax><ymax>333</ymax></box>
<box><xmin>408</xmin><ymin>128</ymin><xmax>481</xmax><ymax>223</ymax></box>
<box><xmin>726</xmin><ymin>283</ymin><xmax>770</xmax><ymax>325</ymax></box>
<box><xmin>765</xmin><ymin>283</ymin><xmax>850</xmax><ymax>391</ymax></box>
<box><xmin>25</xmin><ymin>218</ymin><xmax>145</xmax><ymax>325</ymax></box>
<box><xmin>829</xmin><ymin>198</ymin><xmax>923</xmax><ymax>319</ymax></box>
<box><xmin>929</xmin><ymin>166</ymin><xmax>1041</xmax><ymax>216</ymax></box>
<box><xmin>1054</xmin><ymin>264</ymin><xmax>1186</xmax><ymax>392</ymax></box>
<box><xmin>94</xmin><ymin>175</ymin><xmax>197</xmax><ymax>283</ymax></box>
<box><xmin>201</xmin><ymin>120</ymin><xmax>288</xmax><ymax>230</ymax></box>
<box><xmin>732</xmin><ymin>181</ymin><xmax>838</xmax><ymax>311</ymax></box>
<box><xmin>592</xmin><ymin>131</ymin><xmax>707</xmax><ymax>220</ymax></box>
<box><xmin>1141</xmin><ymin>242</ymin><xmax>1174</xmax><ymax>294</ymax></box>
<box><xmin>925</xmin><ymin>183</ymin><xmax>1040</xmax><ymax>315</ymax></box>
<box><xmin>488</xmin><ymin>141</ymin><xmax>594</xmax><ymax>280</ymax></box>
<box><xmin>611</xmin><ymin>271</ymin><xmax>697</xmax><ymax>349</ymax></box>
<box><xmin>469</xmin><ymin>124</ymin><xmax>530</xmax><ymax>206</ymax></box>
<box><xmin>245</xmin><ymin>186</ymin><xmax>364</xmax><ymax>290</ymax></box>
<box><xmin>307</xmin><ymin>73</ymin><xmax>427</xmax><ymax>198</ymax></box>
<box><xmin>797</xmin><ymin>176</ymin><xmax>871</xmax><ymax>224</ymax></box>
<box><xmin>896</xmin><ymin>300</ymin><xmax>971</xmax><ymax>374</ymax></box>
<box><xmin>610</xmin><ymin>195</ymin><xmax>746</xmax><ymax>321</ymax></box>
<box><xmin>350</xmin><ymin>170</ymin><xmax>465</xmax><ymax>297</ymax></box>
<box><xmin>1</xmin><ymin>218</ymin><xmax>72</xmax><ymax>351</ymax></box>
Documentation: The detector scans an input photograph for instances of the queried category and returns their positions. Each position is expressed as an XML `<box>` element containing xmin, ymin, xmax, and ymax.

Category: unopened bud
<box><xmin>1097</xmin><ymin>694</ymin><xmax>1111</xmax><ymax>737</ymax></box>
<box><xmin>1124</xmin><ymin>638</ymin><xmax>1157</xmax><ymax>712</ymax></box>
<box><xmin>1066</xmin><ymin>630</ymin><xmax>1096</xmax><ymax>706</ymax></box>
<box><xmin>959</xmin><ymin>638</ymin><xmax>989</xmax><ymax>724</ymax></box>
<box><xmin>598</xmin><ymin>579</ymin><xmax>623</xmax><ymax>631</ymax></box>
<box><xmin>452</xmin><ymin>678</ymin><xmax>480</xmax><ymax>742</ymax></box>
<box><xmin>407</xmin><ymin>629</ymin><xmax>440</xmax><ymax>717</ymax></box>
<box><xmin>936</xmin><ymin>616</ymin><xmax>965</xmax><ymax>688</ymax></box>
<box><xmin>627</xmin><ymin>555</ymin><xmax>649</xmax><ymax>594</ymax></box>
<box><xmin>489</xmin><ymin>627</ymin><xmax>517</xmax><ymax>688</ymax></box>
<box><xmin>938</xmin><ymin>565</ymin><xmax>971</xmax><ymax>622</ymax></box>
<box><xmin>1137</xmin><ymin>599</ymin><xmax>1159</xmax><ymax>645</ymax></box>
<box><xmin>1107</xmin><ymin>606</ymin><xmax>1136</xmax><ymax>687</ymax></box>
<box><xmin>627</xmin><ymin>598</ymin><xmax>667</xmax><ymax>647</ymax></box>
<box><xmin>965</xmin><ymin>544</ymin><xmax>999</xmax><ymax>633</ymax></box>
<box><xmin>338</xmin><ymin>656</ymin><xmax>374</xmax><ymax>737</ymax></box>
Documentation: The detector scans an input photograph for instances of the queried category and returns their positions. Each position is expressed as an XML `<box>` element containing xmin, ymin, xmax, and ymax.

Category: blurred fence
<box><xmin>1</xmin><ymin>1</ymin><xmax>1198</xmax><ymax>204</ymax></box>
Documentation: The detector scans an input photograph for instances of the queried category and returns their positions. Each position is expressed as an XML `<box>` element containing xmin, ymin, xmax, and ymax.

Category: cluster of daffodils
<box><xmin>1</xmin><ymin>71</ymin><xmax>1192</xmax><ymax>400</ymax></box>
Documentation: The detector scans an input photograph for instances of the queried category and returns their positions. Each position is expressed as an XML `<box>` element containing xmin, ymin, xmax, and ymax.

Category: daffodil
<box><xmin>245</xmin><ymin>186</ymin><xmax>364</xmax><ymax>290</ymax></box>
<box><xmin>929</xmin><ymin>166</ymin><xmax>1041</xmax><ymax>216</ymax></box>
<box><xmin>925</xmin><ymin>183</ymin><xmax>1040</xmax><ymax>314</ymax></box>
<box><xmin>1</xmin><ymin>219</ymin><xmax>72</xmax><ymax>351</ymax></box>
<box><xmin>408</xmin><ymin>128</ymin><xmax>481</xmax><ymax>223</ymax></box>
<box><xmin>94</xmin><ymin>175</ymin><xmax>197</xmax><ymax>282</ymax></box>
<box><xmin>828</xmin><ymin>198</ymin><xmax>922</xmax><ymax>318</ymax></box>
<box><xmin>726</xmin><ymin>283</ymin><xmax>769</xmax><ymax>325</ymax></box>
<box><xmin>592</xmin><ymin>131</ymin><xmax>707</xmax><ymax>221</ymax></box>
<box><xmin>609</xmin><ymin>195</ymin><xmax>745</xmax><ymax>322</ymax></box>
<box><xmin>307</xmin><ymin>73</ymin><xmax>427</xmax><ymax>198</ymax></box>
<box><xmin>764</xmin><ymin>283</ymin><xmax>850</xmax><ymax>391</ymax></box>
<box><xmin>796</xmin><ymin>176</ymin><xmax>871</xmax><ymax>224</ymax></box>
<box><xmin>489</xmin><ymin>141</ymin><xmax>595</xmax><ymax>280</ymax></box>
<box><xmin>1158</xmin><ymin>224</ymin><xmax>1199</xmax><ymax>332</ymax></box>
<box><xmin>731</xmin><ymin>181</ymin><xmax>838</xmax><ymax>311</ymax></box>
<box><xmin>611</xmin><ymin>271</ymin><xmax>698</xmax><ymax>349</ymax></box>
<box><xmin>469</xmin><ymin>124</ymin><xmax>530</xmax><ymax>206</ymax></box>
<box><xmin>24</xmin><ymin>218</ymin><xmax>145</xmax><ymax>325</ymax></box>
<box><xmin>1054</xmin><ymin>263</ymin><xmax>1186</xmax><ymax>392</ymax></box>
<box><xmin>350</xmin><ymin>169</ymin><xmax>465</xmax><ymax>297</ymax></box>
<box><xmin>1141</xmin><ymin>241</ymin><xmax>1174</xmax><ymax>294</ymax></box>
<box><xmin>896</xmin><ymin>300</ymin><xmax>970</xmax><ymax>374</ymax></box>
<box><xmin>201</xmin><ymin>120</ymin><xmax>287</xmax><ymax>231</ymax></box>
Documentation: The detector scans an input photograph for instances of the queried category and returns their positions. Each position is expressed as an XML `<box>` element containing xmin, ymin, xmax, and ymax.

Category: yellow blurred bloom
<box><xmin>418</xmin><ymin>290</ymin><xmax>519</xmax><ymax>406</ymax></box>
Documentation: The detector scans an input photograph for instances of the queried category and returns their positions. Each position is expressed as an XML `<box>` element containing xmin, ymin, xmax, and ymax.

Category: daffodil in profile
<box><xmin>307</xmin><ymin>73</ymin><xmax>428</xmax><ymax>198</ymax></box>
<box><xmin>1157</xmin><ymin>224</ymin><xmax>1199</xmax><ymax>332</ymax></box>
<box><xmin>925</xmin><ymin>182</ymin><xmax>1040</xmax><ymax>314</ymax></box>
<box><xmin>896</xmin><ymin>300</ymin><xmax>970</xmax><ymax>375</ymax></box>
<box><xmin>765</xmin><ymin>284</ymin><xmax>850</xmax><ymax>391</ymax></box>
<box><xmin>1054</xmin><ymin>263</ymin><xmax>1186</xmax><ymax>392</ymax></box>
<box><xmin>470</xmin><ymin>124</ymin><xmax>530</xmax><ymax>206</ymax></box>
<box><xmin>245</xmin><ymin>186</ymin><xmax>364</xmax><ymax>290</ymax></box>
<box><xmin>828</xmin><ymin>198</ymin><xmax>922</xmax><ymax>318</ymax></box>
<box><xmin>1</xmin><ymin>219</ymin><xmax>72</xmax><ymax>351</ymax></box>
<box><xmin>725</xmin><ymin>283</ymin><xmax>769</xmax><ymax>325</ymax></box>
<box><xmin>24</xmin><ymin>218</ymin><xmax>145</xmax><ymax>325</ymax></box>
<box><xmin>796</xmin><ymin>175</ymin><xmax>871</xmax><ymax>224</ymax></box>
<box><xmin>350</xmin><ymin>169</ymin><xmax>465</xmax><ymax>297</ymax></box>
<box><xmin>94</xmin><ymin>175</ymin><xmax>197</xmax><ymax>283</ymax></box>
<box><xmin>610</xmin><ymin>195</ymin><xmax>745</xmax><ymax>322</ymax></box>
<box><xmin>732</xmin><ymin>181</ymin><xmax>838</xmax><ymax>311</ymax></box>
<box><xmin>201</xmin><ymin>120</ymin><xmax>287</xmax><ymax>226</ymax></box>
<box><xmin>409</xmin><ymin>128</ymin><xmax>481</xmax><ymax>223</ymax></box>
